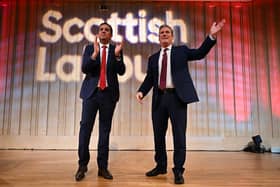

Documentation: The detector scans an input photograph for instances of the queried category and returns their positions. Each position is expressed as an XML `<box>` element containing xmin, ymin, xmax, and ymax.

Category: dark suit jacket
<box><xmin>138</xmin><ymin>36</ymin><xmax>216</xmax><ymax>109</ymax></box>
<box><xmin>80</xmin><ymin>44</ymin><xmax>126</xmax><ymax>102</ymax></box>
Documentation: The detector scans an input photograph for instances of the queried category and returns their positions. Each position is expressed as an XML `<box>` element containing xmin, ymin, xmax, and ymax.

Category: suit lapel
<box><xmin>107</xmin><ymin>44</ymin><xmax>114</xmax><ymax>68</ymax></box>
<box><xmin>94</xmin><ymin>45</ymin><xmax>101</xmax><ymax>63</ymax></box>
<box><xmin>170</xmin><ymin>46</ymin><xmax>175</xmax><ymax>76</ymax></box>
<box><xmin>155</xmin><ymin>50</ymin><xmax>161</xmax><ymax>70</ymax></box>
<box><xmin>154</xmin><ymin>50</ymin><xmax>161</xmax><ymax>84</ymax></box>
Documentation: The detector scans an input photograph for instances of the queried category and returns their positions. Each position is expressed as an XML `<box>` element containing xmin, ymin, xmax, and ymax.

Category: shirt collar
<box><xmin>100</xmin><ymin>43</ymin><xmax>110</xmax><ymax>49</ymax></box>
<box><xmin>161</xmin><ymin>45</ymin><xmax>172</xmax><ymax>52</ymax></box>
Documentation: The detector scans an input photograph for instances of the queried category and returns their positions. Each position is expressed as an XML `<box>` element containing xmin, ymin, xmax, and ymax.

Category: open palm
<box><xmin>115</xmin><ymin>40</ymin><xmax>124</xmax><ymax>56</ymax></box>
<box><xmin>210</xmin><ymin>19</ymin><xmax>226</xmax><ymax>36</ymax></box>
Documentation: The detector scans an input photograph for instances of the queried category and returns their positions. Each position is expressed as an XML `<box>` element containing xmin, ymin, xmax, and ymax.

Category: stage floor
<box><xmin>0</xmin><ymin>150</ymin><xmax>279</xmax><ymax>187</ymax></box>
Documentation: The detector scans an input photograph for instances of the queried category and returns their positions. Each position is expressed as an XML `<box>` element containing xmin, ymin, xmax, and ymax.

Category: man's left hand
<box><xmin>210</xmin><ymin>19</ymin><xmax>226</xmax><ymax>37</ymax></box>
<box><xmin>115</xmin><ymin>39</ymin><xmax>124</xmax><ymax>57</ymax></box>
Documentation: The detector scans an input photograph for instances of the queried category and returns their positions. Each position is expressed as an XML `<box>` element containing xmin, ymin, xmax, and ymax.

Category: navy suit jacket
<box><xmin>80</xmin><ymin>44</ymin><xmax>126</xmax><ymax>102</ymax></box>
<box><xmin>138</xmin><ymin>36</ymin><xmax>216</xmax><ymax>109</ymax></box>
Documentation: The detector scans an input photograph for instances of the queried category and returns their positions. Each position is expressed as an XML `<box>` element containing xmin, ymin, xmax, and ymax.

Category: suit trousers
<box><xmin>152</xmin><ymin>89</ymin><xmax>187</xmax><ymax>173</ymax></box>
<box><xmin>78</xmin><ymin>88</ymin><xmax>116</xmax><ymax>169</ymax></box>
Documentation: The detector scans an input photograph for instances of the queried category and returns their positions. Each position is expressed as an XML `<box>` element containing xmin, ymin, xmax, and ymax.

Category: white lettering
<box><xmin>63</xmin><ymin>17</ymin><xmax>84</xmax><ymax>43</ymax></box>
<box><xmin>166</xmin><ymin>11</ymin><xmax>187</xmax><ymax>43</ymax></box>
<box><xmin>40</xmin><ymin>9</ymin><xmax>189</xmax><ymax>44</ymax></box>
<box><xmin>36</xmin><ymin>47</ymin><xmax>56</xmax><ymax>81</ymax></box>
<box><xmin>138</xmin><ymin>10</ymin><xmax>147</xmax><ymax>43</ymax></box>
<box><xmin>40</xmin><ymin>10</ymin><xmax>62</xmax><ymax>43</ymax></box>
<box><xmin>56</xmin><ymin>55</ymin><xmax>82</xmax><ymax>82</ymax></box>
<box><xmin>38</xmin><ymin>9</ymin><xmax>190</xmax><ymax>82</ymax></box>
<box><xmin>123</xmin><ymin>13</ymin><xmax>138</xmax><ymax>44</ymax></box>
<box><xmin>148</xmin><ymin>18</ymin><xmax>164</xmax><ymax>43</ymax></box>
<box><xmin>107</xmin><ymin>13</ymin><xmax>123</xmax><ymax>42</ymax></box>
<box><xmin>84</xmin><ymin>17</ymin><xmax>104</xmax><ymax>42</ymax></box>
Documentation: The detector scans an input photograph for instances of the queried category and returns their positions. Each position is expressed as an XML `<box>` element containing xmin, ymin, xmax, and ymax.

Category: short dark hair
<box><xmin>159</xmin><ymin>24</ymin><xmax>174</xmax><ymax>36</ymax></box>
<box><xmin>99</xmin><ymin>22</ymin><xmax>113</xmax><ymax>35</ymax></box>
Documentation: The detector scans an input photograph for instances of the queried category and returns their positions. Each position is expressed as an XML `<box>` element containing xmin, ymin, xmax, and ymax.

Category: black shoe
<box><xmin>145</xmin><ymin>167</ymin><xmax>167</xmax><ymax>177</ymax></box>
<box><xmin>174</xmin><ymin>172</ymin><xmax>184</xmax><ymax>184</ymax></box>
<box><xmin>172</xmin><ymin>168</ymin><xmax>185</xmax><ymax>184</ymax></box>
<box><xmin>75</xmin><ymin>165</ymin><xmax>88</xmax><ymax>181</ymax></box>
<box><xmin>98</xmin><ymin>168</ymin><xmax>113</xmax><ymax>179</ymax></box>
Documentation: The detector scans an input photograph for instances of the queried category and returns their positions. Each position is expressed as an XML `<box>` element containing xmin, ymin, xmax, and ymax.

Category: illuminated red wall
<box><xmin>0</xmin><ymin>0</ymin><xmax>279</xmax><ymax>139</ymax></box>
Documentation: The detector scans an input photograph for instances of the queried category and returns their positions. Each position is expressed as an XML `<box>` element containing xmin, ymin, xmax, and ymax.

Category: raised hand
<box><xmin>91</xmin><ymin>35</ymin><xmax>100</xmax><ymax>59</ymax></box>
<box><xmin>210</xmin><ymin>19</ymin><xmax>226</xmax><ymax>37</ymax></box>
<box><xmin>115</xmin><ymin>39</ymin><xmax>124</xmax><ymax>57</ymax></box>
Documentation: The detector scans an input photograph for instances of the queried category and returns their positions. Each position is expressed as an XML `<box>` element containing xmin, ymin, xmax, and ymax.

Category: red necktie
<box><xmin>100</xmin><ymin>46</ymin><xmax>107</xmax><ymax>90</ymax></box>
<box><xmin>159</xmin><ymin>48</ymin><xmax>168</xmax><ymax>90</ymax></box>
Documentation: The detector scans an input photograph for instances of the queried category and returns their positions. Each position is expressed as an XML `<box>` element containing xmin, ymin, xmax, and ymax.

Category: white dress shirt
<box><xmin>158</xmin><ymin>45</ymin><xmax>174</xmax><ymax>88</ymax></box>
<box><xmin>98</xmin><ymin>43</ymin><xmax>110</xmax><ymax>87</ymax></box>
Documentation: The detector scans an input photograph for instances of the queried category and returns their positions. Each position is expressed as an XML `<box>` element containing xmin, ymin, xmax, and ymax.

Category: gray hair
<box><xmin>159</xmin><ymin>24</ymin><xmax>174</xmax><ymax>36</ymax></box>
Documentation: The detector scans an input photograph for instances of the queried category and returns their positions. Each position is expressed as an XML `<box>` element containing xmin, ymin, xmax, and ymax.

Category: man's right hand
<box><xmin>136</xmin><ymin>92</ymin><xmax>144</xmax><ymax>104</ymax></box>
<box><xmin>91</xmin><ymin>35</ymin><xmax>100</xmax><ymax>60</ymax></box>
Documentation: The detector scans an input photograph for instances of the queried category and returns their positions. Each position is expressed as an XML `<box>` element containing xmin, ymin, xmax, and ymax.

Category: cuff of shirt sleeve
<box><xmin>116</xmin><ymin>56</ymin><xmax>121</xmax><ymax>61</ymax></box>
<box><xmin>209</xmin><ymin>34</ymin><xmax>216</xmax><ymax>40</ymax></box>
